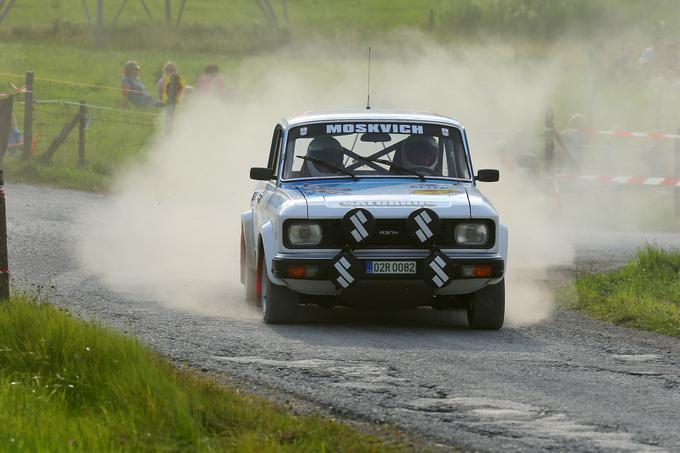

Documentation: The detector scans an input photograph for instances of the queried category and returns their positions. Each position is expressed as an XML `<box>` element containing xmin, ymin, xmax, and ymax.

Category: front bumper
<box><xmin>272</xmin><ymin>256</ymin><xmax>504</xmax><ymax>281</ymax></box>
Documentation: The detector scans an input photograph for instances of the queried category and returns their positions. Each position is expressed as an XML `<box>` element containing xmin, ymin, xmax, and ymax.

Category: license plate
<box><xmin>366</xmin><ymin>260</ymin><xmax>417</xmax><ymax>275</ymax></box>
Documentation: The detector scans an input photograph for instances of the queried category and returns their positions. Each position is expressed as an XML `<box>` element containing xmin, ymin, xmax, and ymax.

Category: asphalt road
<box><xmin>8</xmin><ymin>183</ymin><xmax>680</xmax><ymax>452</ymax></box>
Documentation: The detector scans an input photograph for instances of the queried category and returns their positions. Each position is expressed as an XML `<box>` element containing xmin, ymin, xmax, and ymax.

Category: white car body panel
<box><xmin>242</xmin><ymin>110</ymin><xmax>507</xmax><ymax>299</ymax></box>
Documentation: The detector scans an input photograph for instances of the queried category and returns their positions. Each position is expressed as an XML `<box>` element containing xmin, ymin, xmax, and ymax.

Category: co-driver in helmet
<box><xmin>302</xmin><ymin>136</ymin><xmax>345</xmax><ymax>176</ymax></box>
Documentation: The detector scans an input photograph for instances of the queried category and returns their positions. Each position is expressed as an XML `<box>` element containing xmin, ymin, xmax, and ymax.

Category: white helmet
<box><xmin>402</xmin><ymin>136</ymin><xmax>438</xmax><ymax>171</ymax></box>
<box><xmin>305</xmin><ymin>136</ymin><xmax>344</xmax><ymax>176</ymax></box>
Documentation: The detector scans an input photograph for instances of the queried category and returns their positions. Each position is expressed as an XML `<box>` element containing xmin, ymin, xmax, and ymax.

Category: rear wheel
<box><xmin>467</xmin><ymin>279</ymin><xmax>505</xmax><ymax>330</ymax></box>
<box><xmin>259</xmin><ymin>255</ymin><xmax>299</xmax><ymax>324</ymax></box>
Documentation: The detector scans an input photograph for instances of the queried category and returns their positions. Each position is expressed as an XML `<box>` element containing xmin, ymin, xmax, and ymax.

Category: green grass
<box><xmin>0</xmin><ymin>0</ymin><xmax>445</xmax><ymax>56</ymax></box>
<box><xmin>0</xmin><ymin>296</ymin><xmax>405</xmax><ymax>451</ymax></box>
<box><xmin>1</xmin><ymin>0</ymin><xmax>677</xmax><ymax>46</ymax></box>
<box><xmin>2</xmin><ymin>1</ymin><xmax>680</xmax><ymax>192</ymax></box>
<box><xmin>0</xmin><ymin>41</ymin><xmax>247</xmax><ymax>190</ymax></box>
<box><xmin>565</xmin><ymin>245</ymin><xmax>680</xmax><ymax>337</ymax></box>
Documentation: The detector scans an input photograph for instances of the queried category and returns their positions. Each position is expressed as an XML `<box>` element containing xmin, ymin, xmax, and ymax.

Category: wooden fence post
<box><xmin>654</xmin><ymin>82</ymin><xmax>664</xmax><ymax>130</ymax></box>
<box><xmin>22</xmin><ymin>71</ymin><xmax>33</xmax><ymax>160</ymax></box>
<box><xmin>545</xmin><ymin>106</ymin><xmax>555</xmax><ymax>174</ymax></box>
<box><xmin>674</xmin><ymin>128</ymin><xmax>680</xmax><ymax>217</ymax></box>
<box><xmin>78</xmin><ymin>100</ymin><xmax>87</xmax><ymax>166</ymax></box>
<box><xmin>0</xmin><ymin>170</ymin><xmax>9</xmax><ymax>301</ymax></box>
<box><xmin>41</xmin><ymin>112</ymin><xmax>81</xmax><ymax>162</ymax></box>
<box><xmin>0</xmin><ymin>95</ymin><xmax>12</xmax><ymax>162</ymax></box>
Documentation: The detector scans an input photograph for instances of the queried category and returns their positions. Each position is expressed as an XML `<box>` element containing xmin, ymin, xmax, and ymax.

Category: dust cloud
<box><xmin>77</xmin><ymin>35</ymin><xmax>574</xmax><ymax>324</ymax></box>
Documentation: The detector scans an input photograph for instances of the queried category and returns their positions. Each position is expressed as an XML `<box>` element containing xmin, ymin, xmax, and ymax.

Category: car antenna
<box><xmin>366</xmin><ymin>46</ymin><xmax>372</xmax><ymax>110</ymax></box>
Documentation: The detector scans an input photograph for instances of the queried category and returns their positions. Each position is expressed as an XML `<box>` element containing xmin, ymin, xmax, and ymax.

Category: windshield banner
<box><xmin>289</xmin><ymin>122</ymin><xmax>458</xmax><ymax>140</ymax></box>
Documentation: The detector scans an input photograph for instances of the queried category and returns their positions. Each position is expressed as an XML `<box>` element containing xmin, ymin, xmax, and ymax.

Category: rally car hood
<box><xmin>283</xmin><ymin>179</ymin><xmax>472</xmax><ymax>219</ymax></box>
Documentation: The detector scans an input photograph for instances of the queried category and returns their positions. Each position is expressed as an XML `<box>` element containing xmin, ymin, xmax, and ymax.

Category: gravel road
<box><xmin>8</xmin><ymin>183</ymin><xmax>680</xmax><ymax>452</ymax></box>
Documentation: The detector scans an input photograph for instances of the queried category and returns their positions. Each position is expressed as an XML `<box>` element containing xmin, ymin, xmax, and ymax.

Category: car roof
<box><xmin>284</xmin><ymin>109</ymin><xmax>463</xmax><ymax>128</ymax></box>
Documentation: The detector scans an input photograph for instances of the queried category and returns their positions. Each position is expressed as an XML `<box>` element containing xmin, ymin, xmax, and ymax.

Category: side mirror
<box><xmin>250</xmin><ymin>167</ymin><xmax>274</xmax><ymax>181</ymax></box>
<box><xmin>476</xmin><ymin>169</ymin><xmax>500</xmax><ymax>183</ymax></box>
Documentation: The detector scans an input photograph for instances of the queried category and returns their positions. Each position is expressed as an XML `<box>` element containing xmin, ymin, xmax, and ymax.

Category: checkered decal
<box><xmin>406</xmin><ymin>208</ymin><xmax>440</xmax><ymax>247</ymax></box>
<box><xmin>423</xmin><ymin>252</ymin><xmax>452</xmax><ymax>289</ymax></box>
<box><xmin>342</xmin><ymin>208</ymin><xmax>375</xmax><ymax>246</ymax></box>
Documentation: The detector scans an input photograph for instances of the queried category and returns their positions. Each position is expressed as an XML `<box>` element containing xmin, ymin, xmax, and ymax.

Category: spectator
<box><xmin>7</xmin><ymin>114</ymin><xmax>22</xmax><ymax>148</ymax></box>
<box><xmin>196</xmin><ymin>64</ymin><xmax>226</xmax><ymax>98</ymax></box>
<box><xmin>157</xmin><ymin>60</ymin><xmax>188</xmax><ymax>105</ymax></box>
<box><xmin>637</xmin><ymin>37</ymin><xmax>680</xmax><ymax>80</ymax></box>
<box><xmin>638</xmin><ymin>40</ymin><xmax>657</xmax><ymax>66</ymax></box>
<box><xmin>157</xmin><ymin>61</ymin><xmax>175</xmax><ymax>102</ymax></box>
<box><xmin>121</xmin><ymin>61</ymin><xmax>157</xmax><ymax>108</ymax></box>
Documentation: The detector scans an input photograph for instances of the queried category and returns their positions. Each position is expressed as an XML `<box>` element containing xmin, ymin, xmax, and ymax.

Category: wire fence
<box><xmin>537</xmin><ymin>106</ymin><xmax>680</xmax><ymax>219</ymax></box>
<box><xmin>1</xmin><ymin>70</ymin><xmax>165</xmax><ymax>174</ymax></box>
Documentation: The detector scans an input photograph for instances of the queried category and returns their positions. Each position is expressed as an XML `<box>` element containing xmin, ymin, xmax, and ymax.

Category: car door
<box><xmin>252</xmin><ymin>124</ymin><xmax>283</xmax><ymax>240</ymax></box>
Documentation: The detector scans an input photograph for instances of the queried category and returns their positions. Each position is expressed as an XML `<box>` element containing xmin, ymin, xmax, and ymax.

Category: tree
<box><xmin>0</xmin><ymin>0</ymin><xmax>17</xmax><ymax>28</ymax></box>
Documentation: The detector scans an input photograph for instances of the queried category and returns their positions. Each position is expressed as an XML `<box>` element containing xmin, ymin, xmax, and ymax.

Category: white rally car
<box><xmin>241</xmin><ymin>110</ymin><xmax>508</xmax><ymax>329</ymax></box>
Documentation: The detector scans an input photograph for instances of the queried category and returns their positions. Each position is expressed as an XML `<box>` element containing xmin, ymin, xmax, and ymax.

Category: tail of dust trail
<box><xmin>76</xmin><ymin>37</ymin><xmax>573</xmax><ymax>323</ymax></box>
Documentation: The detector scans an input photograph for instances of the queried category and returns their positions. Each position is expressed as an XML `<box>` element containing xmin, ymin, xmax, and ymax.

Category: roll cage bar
<box><xmin>282</xmin><ymin>135</ymin><xmax>454</xmax><ymax>178</ymax></box>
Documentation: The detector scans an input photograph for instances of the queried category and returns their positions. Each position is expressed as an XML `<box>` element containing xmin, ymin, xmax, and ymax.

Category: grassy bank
<box><xmin>0</xmin><ymin>296</ymin><xmax>404</xmax><ymax>451</ymax></box>
<box><xmin>566</xmin><ymin>246</ymin><xmax>680</xmax><ymax>337</ymax></box>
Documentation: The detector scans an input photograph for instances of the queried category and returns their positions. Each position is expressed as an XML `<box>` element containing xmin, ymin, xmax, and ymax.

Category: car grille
<box><xmin>321</xmin><ymin>219</ymin><xmax>466</xmax><ymax>249</ymax></box>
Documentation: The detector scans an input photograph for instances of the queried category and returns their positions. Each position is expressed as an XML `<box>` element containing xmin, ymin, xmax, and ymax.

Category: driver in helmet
<box><xmin>303</xmin><ymin>136</ymin><xmax>345</xmax><ymax>176</ymax></box>
<box><xmin>400</xmin><ymin>136</ymin><xmax>439</xmax><ymax>174</ymax></box>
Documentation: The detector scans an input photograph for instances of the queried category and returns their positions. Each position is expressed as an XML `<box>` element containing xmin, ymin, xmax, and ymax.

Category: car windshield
<box><xmin>281</xmin><ymin>122</ymin><xmax>471</xmax><ymax>180</ymax></box>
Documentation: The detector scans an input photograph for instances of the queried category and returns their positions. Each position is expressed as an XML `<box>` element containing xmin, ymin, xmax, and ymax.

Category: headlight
<box><xmin>454</xmin><ymin>222</ymin><xmax>489</xmax><ymax>246</ymax></box>
<box><xmin>287</xmin><ymin>222</ymin><xmax>323</xmax><ymax>246</ymax></box>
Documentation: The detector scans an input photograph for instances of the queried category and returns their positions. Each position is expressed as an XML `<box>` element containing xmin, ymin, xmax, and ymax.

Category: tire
<box><xmin>467</xmin><ymin>278</ymin><xmax>505</xmax><ymax>330</ymax></box>
<box><xmin>259</xmin><ymin>256</ymin><xmax>299</xmax><ymax>324</ymax></box>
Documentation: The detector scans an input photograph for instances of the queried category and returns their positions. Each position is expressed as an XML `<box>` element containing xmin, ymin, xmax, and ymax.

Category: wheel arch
<box><xmin>499</xmin><ymin>222</ymin><xmax>508</xmax><ymax>267</ymax></box>
<box><xmin>258</xmin><ymin>221</ymin><xmax>285</xmax><ymax>286</ymax></box>
<box><xmin>241</xmin><ymin>210</ymin><xmax>255</xmax><ymax>270</ymax></box>
<box><xmin>488</xmin><ymin>222</ymin><xmax>508</xmax><ymax>285</ymax></box>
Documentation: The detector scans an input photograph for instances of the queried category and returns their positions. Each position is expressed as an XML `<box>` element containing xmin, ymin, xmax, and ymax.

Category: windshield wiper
<box><xmin>362</xmin><ymin>157</ymin><xmax>426</xmax><ymax>181</ymax></box>
<box><xmin>297</xmin><ymin>156</ymin><xmax>358</xmax><ymax>180</ymax></box>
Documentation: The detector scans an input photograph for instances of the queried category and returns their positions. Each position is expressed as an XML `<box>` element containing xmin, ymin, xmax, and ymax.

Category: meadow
<box><xmin>1</xmin><ymin>0</ymin><xmax>680</xmax><ymax>190</ymax></box>
<box><xmin>0</xmin><ymin>41</ymin><xmax>245</xmax><ymax>190</ymax></box>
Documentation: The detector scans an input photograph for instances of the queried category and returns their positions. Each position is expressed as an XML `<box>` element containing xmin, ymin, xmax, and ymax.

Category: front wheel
<box><xmin>259</xmin><ymin>257</ymin><xmax>299</xmax><ymax>324</ymax></box>
<box><xmin>467</xmin><ymin>278</ymin><xmax>505</xmax><ymax>330</ymax></box>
